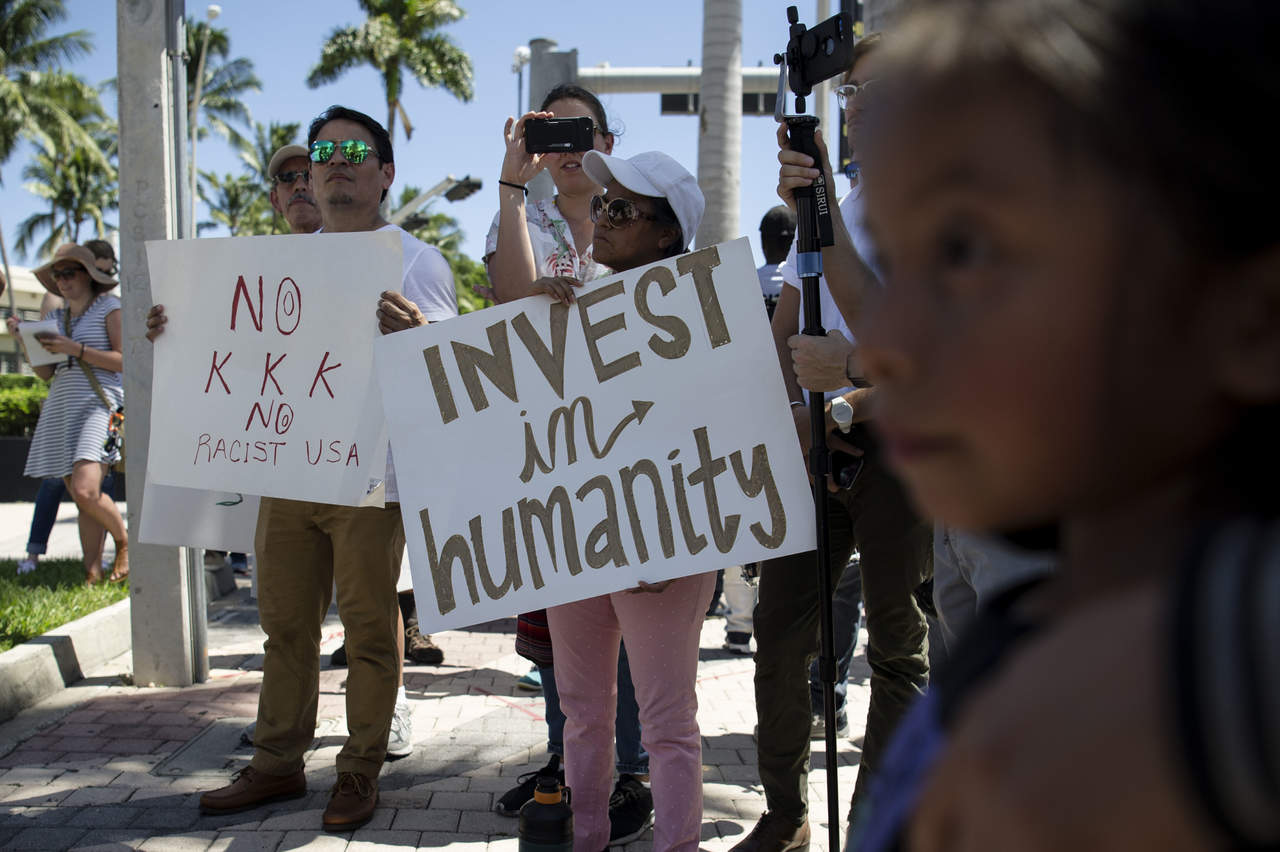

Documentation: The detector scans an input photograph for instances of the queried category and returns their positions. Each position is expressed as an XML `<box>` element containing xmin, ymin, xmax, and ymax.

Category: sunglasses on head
<box><xmin>309</xmin><ymin>139</ymin><xmax>376</xmax><ymax>165</ymax></box>
<box><xmin>589</xmin><ymin>194</ymin><xmax>669</xmax><ymax>229</ymax></box>
<box><xmin>274</xmin><ymin>169</ymin><xmax>310</xmax><ymax>186</ymax></box>
<box><xmin>50</xmin><ymin>266</ymin><xmax>84</xmax><ymax>281</ymax></box>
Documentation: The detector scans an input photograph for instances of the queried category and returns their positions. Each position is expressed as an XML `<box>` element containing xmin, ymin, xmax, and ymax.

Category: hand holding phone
<box><xmin>524</xmin><ymin>116</ymin><xmax>595</xmax><ymax>154</ymax></box>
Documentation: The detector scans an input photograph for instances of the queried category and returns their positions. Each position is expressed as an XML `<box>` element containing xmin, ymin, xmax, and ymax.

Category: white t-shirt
<box><xmin>758</xmin><ymin>262</ymin><xmax>785</xmax><ymax>300</ymax></box>
<box><xmin>481</xmin><ymin>197</ymin><xmax>609</xmax><ymax>299</ymax></box>
<box><xmin>381</xmin><ymin>223</ymin><xmax>457</xmax><ymax>502</ymax></box>
<box><xmin>777</xmin><ymin>186</ymin><xmax>878</xmax><ymax>398</ymax></box>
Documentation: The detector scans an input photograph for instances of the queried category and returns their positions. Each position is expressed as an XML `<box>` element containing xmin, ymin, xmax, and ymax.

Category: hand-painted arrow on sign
<box><xmin>519</xmin><ymin>397</ymin><xmax>655</xmax><ymax>483</ymax></box>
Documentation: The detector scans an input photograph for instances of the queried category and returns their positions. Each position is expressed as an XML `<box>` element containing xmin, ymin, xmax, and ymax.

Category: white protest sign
<box><xmin>137</xmin><ymin>479</ymin><xmax>260</xmax><ymax>552</ymax></box>
<box><xmin>146</xmin><ymin>231</ymin><xmax>401</xmax><ymax>507</ymax></box>
<box><xmin>375</xmin><ymin>237</ymin><xmax>815</xmax><ymax>633</ymax></box>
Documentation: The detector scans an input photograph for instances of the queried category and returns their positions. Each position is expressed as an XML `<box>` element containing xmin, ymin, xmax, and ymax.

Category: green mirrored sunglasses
<box><xmin>309</xmin><ymin>139</ymin><xmax>375</xmax><ymax>165</ymax></box>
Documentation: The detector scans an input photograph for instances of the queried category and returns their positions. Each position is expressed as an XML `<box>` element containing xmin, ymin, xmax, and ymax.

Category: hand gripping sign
<box><xmin>375</xmin><ymin>237</ymin><xmax>815</xmax><ymax>632</ymax></box>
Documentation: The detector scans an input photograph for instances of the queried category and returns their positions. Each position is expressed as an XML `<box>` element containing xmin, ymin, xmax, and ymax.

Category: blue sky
<box><xmin>0</xmin><ymin>1</ymin><xmax>846</xmax><ymax>270</ymax></box>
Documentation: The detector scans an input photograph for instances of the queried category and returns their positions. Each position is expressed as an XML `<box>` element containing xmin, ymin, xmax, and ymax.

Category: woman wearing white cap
<box><xmin>486</xmin><ymin>86</ymin><xmax>658</xmax><ymax>845</ymax></box>
<box><xmin>7</xmin><ymin>243</ymin><xmax>127</xmax><ymax>584</ymax></box>
<box><xmin>538</xmin><ymin>148</ymin><xmax>714</xmax><ymax>852</ymax></box>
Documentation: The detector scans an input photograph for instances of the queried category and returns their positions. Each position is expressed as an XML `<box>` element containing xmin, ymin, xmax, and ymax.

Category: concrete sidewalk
<box><xmin>0</xmin><ymin>500</ymin><xmax>122</xmax><ymax>567</ymax></box>
<box><xmin>0</xmin><ymin>552</ymin><xmax>873</xmax><ymax>851</ymax></box>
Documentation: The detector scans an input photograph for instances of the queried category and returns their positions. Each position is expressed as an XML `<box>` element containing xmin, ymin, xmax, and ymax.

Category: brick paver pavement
<box><xmin>0</xmin><ymin>579</ymin><xmax>871</xmax><ymax>851</ymax></box>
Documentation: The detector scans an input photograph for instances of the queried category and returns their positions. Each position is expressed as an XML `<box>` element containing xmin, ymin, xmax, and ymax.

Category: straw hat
<box><xmin>33</xmin><ymin>243</ymin><xmax>118</xmax><ymax>296</ymax></box>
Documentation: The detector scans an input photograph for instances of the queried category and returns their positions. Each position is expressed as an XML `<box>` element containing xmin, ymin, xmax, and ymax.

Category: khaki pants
<box><xmin>754</xmin><ymin>454</ymin><xmax>933</xmax><ymax>822</ymax></box>
<box><xmin>250</xmin><ymin>497</ymin><xmax>405</xmax><ymax>778</ymax></box>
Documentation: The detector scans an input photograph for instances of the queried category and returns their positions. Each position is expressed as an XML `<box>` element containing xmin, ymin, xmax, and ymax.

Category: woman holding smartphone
<box><xmin>482</xmin><ymin>83</ymin><xmax>615</xmax><ymax>303</ymax></box>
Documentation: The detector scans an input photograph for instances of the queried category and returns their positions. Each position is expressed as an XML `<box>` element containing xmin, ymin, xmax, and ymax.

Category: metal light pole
<box><xmin>387</xmin><ymin>175</ymin><xmax>483</xmax><ymax>226</ymax></box>
<box><xmin>512</xmin><ymin>45</ymin><xmax>531</xmax><ymax>115</ymax></box>
<box><xmin>188</xmin><ymin>4</ymin><xmax>221</xmax><ymax>239</ymax></box>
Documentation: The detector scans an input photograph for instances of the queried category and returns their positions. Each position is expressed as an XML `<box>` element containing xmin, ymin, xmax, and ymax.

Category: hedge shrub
<box><xmin>0</xmin><ymin>375</ymin><xmax>49</xmax><ymax>437</ymax></box>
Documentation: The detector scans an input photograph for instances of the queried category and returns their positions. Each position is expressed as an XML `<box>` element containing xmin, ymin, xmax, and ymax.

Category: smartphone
<box><xmin>830</xmin><ymin>450</ymin><xmax>864</xmax><ymax>490</ymax></box>
<box><xmin>525</xmin><ymin>116</ymin><xmax>595</xmax><ymax>154</ymax></box>
<box><xmin>787</xmin><ymin>11</ymin><xmax>856</xmax><ymax>93</ymax></box>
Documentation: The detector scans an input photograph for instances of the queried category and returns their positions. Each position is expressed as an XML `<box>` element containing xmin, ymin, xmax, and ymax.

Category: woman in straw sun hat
<box><xmin>7</xmin><ymin>242</ymin><xmax>127</xmax><ymax>584</ymax></box>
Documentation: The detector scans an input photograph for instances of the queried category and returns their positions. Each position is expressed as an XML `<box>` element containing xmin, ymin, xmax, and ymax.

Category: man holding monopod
<box><xmin>734</xmin><ymin>29</ymin><xmax>933</xmax><ymax>852</ymax></box>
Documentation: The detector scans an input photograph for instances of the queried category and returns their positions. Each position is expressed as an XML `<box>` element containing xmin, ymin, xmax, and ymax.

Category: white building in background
<box><xmin>1</xmin><ymin>265</ymin><xmax>50</xmax><ymax>374</ymax></box>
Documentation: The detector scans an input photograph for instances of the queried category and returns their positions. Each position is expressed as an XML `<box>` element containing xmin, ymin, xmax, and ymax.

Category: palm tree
<box><xmin>197</xmin><ymin>171</ymin><xmax>272</xmax><ymax>237</ymax></box>
<box><xmin>0</xmin><ymin>0</ymin><xmax>98</xmax><ymax>170</ymax></box>
<box><xmin>186</xmin><ymin>16</ymin><xmax>261</xmax><ymax>149</ymax></box>
<box><xmin>238</xmin><ymin>120</ymin><xmax>303</xmax><ymax>184</ymax></box>
<box><xmin>14</xmin><ymin>127</ymin><xmax>118</xmax><ymax>257</ymax></box>
<box><xmin>1</xmin><ymin>0</ymin><xmax>106</xmax><ymax>308</ymax></box>
<box><xmin>306</xmin><ymin>0</ymin><xmax>474</xmax><ymax>142</ymax></box>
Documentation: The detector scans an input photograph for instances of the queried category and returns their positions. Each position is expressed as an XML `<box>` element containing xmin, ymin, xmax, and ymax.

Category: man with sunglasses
<box><xmin>197</xmin><ymin>108</ymin><xmax>457</xmax><ymax>833</ymax></box>
<box><xmin>734</xmin><ymin>33</ymin><xmax>935</xmax><ymax>852</ymax></box>
<box><xmin>266</xmin><ymin>144</ymin><xmax>322</xmax><ymax>234</ymax></box>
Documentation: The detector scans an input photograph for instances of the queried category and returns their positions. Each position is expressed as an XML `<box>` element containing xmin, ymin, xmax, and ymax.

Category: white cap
<box><xmin>582</xmin><ymin>150</ymin><xmax>705</xmax><ymax>251</ymax></box>
<box><xmin>267</xmin><ymin>144</ymin><xmax>309</xmax><ymax>180</ymax></box>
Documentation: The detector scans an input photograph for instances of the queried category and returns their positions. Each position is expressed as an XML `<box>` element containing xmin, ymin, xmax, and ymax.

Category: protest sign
<box><xmin>137</xmin><ymin>479</ymin><xmax>259</xmax><ymax>552</ymax></box>
<box><xmin>145</xmin><ymin>232</ymin><xmax>400</xmax><ymax>506</ymax></box>
<box><xmin>375</xmin><ymin>237</ymin><xmax>815</xmax><ymax>632</ymax></box>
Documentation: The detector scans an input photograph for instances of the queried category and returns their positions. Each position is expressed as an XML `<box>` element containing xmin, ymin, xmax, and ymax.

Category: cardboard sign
<box><xmin>137</xmin><ymin>478</ymin><xmax>260</xmax><ymax>552</ymax></box>
<box><xmin>375</xmin><ymin>238</ymin><xmax>815</xmax><ymax>632</ymax></box>
<box><xmin>145</xmin><ymin>232</ymin><xmax>401</xmax><ymax>506</ymax></box>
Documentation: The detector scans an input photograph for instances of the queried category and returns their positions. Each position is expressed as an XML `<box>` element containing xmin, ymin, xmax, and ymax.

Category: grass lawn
<box><xmin>0</xmin><ymin>558</ymin><xmax>129</xmax><ymax>653</ymax></box>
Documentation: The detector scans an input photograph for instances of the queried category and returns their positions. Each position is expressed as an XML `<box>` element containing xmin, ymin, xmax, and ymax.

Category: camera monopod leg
<box><xmin>787</xmin><ymin>113</ymin><xmax>843</xmax><ymax>852</ymax></box>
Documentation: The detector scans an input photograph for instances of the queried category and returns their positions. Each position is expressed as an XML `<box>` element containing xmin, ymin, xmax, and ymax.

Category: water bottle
<box><xmin>518</xmin><ymin>776</ymin><xmax>573</xmax><ymax>852</ymax></box>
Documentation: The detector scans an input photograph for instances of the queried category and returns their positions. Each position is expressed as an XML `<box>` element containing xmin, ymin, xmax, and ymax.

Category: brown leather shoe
<box><xmin>323</xmin><ymin>771</ymin><xmax>378</xmax><ymax>832</ymax></box>
<box><xmin>199</xmin><ymin>766</ymin><xmax>306</xmax><ymax>814</ymax></box>
<box><xmin>729</xmin><ymin>812</ymin><xmax>810</xmax><ymax>852</ymax></box>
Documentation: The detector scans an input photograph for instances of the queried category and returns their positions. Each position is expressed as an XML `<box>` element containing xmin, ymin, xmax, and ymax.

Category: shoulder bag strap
<box><xmin>64</xmin><ymin>308</ymin><xmax>116</xmax><ymax>412</ymax></box>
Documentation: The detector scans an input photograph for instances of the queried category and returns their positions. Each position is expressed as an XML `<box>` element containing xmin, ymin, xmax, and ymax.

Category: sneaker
<box><xmin>494</xmin><ymin>754</ymin><xmax>563</xmax><ymax>816</ymax></box>
<box><xmin>16</xmin><ymin>558</ymin><xmax>37</xmax><ymax>575</ymax></box>
<box><xmin>607</xmin><ymin>774</ymin><xmax>654</xmax><ymax>845</ymax></box>
<box><xmin>723</xmin><ymin>631</ymin><xmax>752</xmax><ymax>654</ymax></box>
<box><xmin>810</xmin><ymin>712</ymin><xmax>850</xmax><ymax>739</ymax></box>
<box><xmin>386</xmin><ymin>700</ymin><xmax>413</xmax><ymax>759</ymax></box>
<box><xmin>515</xmin><ymin>668</ymin><xmax>542</xmax><ymax>692</ymax></box>
<box><xmin>730</xmin><ymin>812</ymin><xmax>810</xmax><ymax>852</ymax></box>
<box><xmin>405</xmin><ymin>621</ymin><xmax>445</xmax><ymax>665</ymax></box>
<box><xmin>330</xmin><ymin>643</ymin><xmax>347</xmax><ymax>667</ymax></box>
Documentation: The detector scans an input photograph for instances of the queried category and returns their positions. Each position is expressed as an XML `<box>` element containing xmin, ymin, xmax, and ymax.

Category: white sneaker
<box><xmin>811</xmin><ymin>712</ymin><xmax>850</xmax><ymax>739</ymax></box>
<box><xmin>387</xmin><ymin>700</ymin><xmax>413</xmax><ymax>758</ymax></box>
<box><xmin>16</xmin><ymin>558</ymin><xmax>37</xmax><ymax>575</ymax></box>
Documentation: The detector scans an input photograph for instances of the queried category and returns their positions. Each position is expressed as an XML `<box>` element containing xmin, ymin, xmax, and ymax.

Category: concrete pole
<box><xmin>117</xmin><ymin>0</ymin><xmax>205</xmax><ymax>687</ymax></box>
<box><xmin>696</xmin><ymin>0</ymin><xmax>742</xmax><ymax>249</ymax></box>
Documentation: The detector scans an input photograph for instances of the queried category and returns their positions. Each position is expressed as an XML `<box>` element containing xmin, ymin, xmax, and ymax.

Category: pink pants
<box><xmin>547</xmin><ymin>571</ymin><xmax>717</xmax><ymax>852</ymax></box>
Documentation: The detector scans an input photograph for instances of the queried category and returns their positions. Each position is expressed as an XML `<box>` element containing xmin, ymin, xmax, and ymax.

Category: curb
<box><xmin>0</xmin><ymin>597</ymin><xmax>131</xmax><ymax>725</ymax></box>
